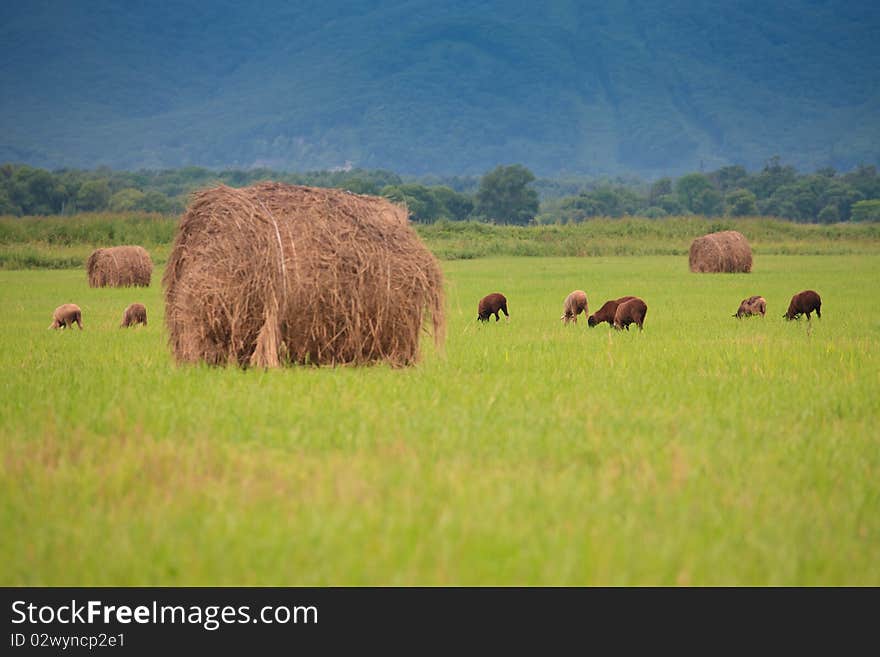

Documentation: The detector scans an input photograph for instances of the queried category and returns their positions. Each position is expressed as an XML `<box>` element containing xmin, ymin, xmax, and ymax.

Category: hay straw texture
<box><xmin>86</xmin><ymin>246</ymin><xmax>153</xmax><ymax>287</ymax></box>
<box><xmin>688</xmin><ymin>230</ymin><xmax>753</xmax><ymax>273</ymax></box>
<box><xmin>164</xmin><ymin>183</ymin><xmax>445</xmax><ymax>368</ymax></box>
<box><xmin>690</xmin><ymin>230</ymin><xmax>752</xmax><ymax>273</ymax></box>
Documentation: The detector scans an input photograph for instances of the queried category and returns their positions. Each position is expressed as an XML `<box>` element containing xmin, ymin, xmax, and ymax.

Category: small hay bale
<box><xmin>164</xmin><ymin>183</ymin><xmax>445</xmax><ymax>368</ymax></box>
<box><xmin>689</xmin><ymin>230</ymin><xmax>752</xmax><ymax>273</ymax></box>
<box><xmin>86</xmin><ymin>246</ymin><xmax>153</xmax><ymax>287</ymax></box>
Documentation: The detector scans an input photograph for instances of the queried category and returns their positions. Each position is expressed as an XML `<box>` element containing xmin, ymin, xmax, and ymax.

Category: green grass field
<box><xmin>2</xmin><ymin>254</ymin><xmax>879</xmax><ymax>585</ymax></box>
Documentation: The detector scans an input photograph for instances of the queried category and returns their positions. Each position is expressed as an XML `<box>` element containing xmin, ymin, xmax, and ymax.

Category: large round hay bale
<box><xmin>688</xmin><ymin>230</ymin><xmax>752</xmax><ymax>273</ymax></box>
<box><xmin>164</xmin><ymin>183</ymin><xmax>445</xmax><ymax>368</ymax></box>
<box><xmin>86</xmin><ymin>246</ymin><xmax>153</xmax><ymax>287</ymax></box>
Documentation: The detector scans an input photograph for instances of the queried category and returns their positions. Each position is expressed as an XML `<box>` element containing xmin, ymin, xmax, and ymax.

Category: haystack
<box><xmin>689</xmin><ymin>230</ymin><xmax>752</xmax><ymax>273</ymax></box>
<box><xmin>163</xmin><ymin>183</ymin><xmax>445</xmax><ymax>368</ymax></box>
<box><xmin>87</xmin><ymin>246</ymin><xmax>153</xmax><ymax>287</ymax></box>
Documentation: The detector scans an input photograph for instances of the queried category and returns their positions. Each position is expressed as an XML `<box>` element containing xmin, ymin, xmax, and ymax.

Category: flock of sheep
<box><xmin>476</xmin><ymin>291</ymin><xmax>648</xmax><ymax>330</ymax></box>
<box><xmin>49</xmin><ymin>289</ymin><xmax>823</xmax><ymax>335</ymax></box>
<box><xmin>49</xmin><ymin>302</ymin><xmax>146</xmax><ymax>330</ymax></box>
<box><xmin>475</xmin><ymin>288</ymin><xmax>823</xmax><ymax>330</ymax></box>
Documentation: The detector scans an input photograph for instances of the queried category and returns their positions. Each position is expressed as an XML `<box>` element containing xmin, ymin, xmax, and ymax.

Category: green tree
<box><xmin>10</xmin><ymin>166</ymin><xmax>66</xmax><ymax>214</ymax></box>
<box><xmin>76</xmin><ymin>180</ymin><xmax>111</xmax><ymax>211</ymax></box>
<box><xmin>842</xmin><ymin>165</ymin><xmax>880</xmax><ymax>200</ymax></box>
<box><xmin>694</xmin><ymin>188</ymin><xmax>724</xmax><ymax>216</ymax></box>
<box><xmin>381</xmin><ymin>184</ymin><xmax>441</xmax><ymax>222</ymax></box>
<box><xmin>675</xmin><ymin>173</ymin><xmax>715</xmax><ymax>213</ymax></box>
<box><xmin>135</xmin><ymin>191</ymin><xmax>178</xmax><ymax>214</ymax></box>
<box><xmin>851</xmin><ymin>199</ymin><xmax>880</xmax><ymax>222</ymax></box>
<box><xmin>431</xmin><ymin>186</ymin><xmax>474</xmax><ymax>221</ymax></box>
<box><xmin>817</xmin><ymin>205</ymin><xmax>839</xmax><ymax>223</ymax></box>
<box><xmin>726</xmin><ymin>188</ymin><xmax>757</xmax><ymax>216</ymax></box>
<box><xmin>649</xmin><ymin>177</ymin><xmax>672</xmax><ymax>203</ymax></box>
<box><xmin>475</xmin><ymin>165</ymin><xmax>539</xmax><ymax>224</ymax></box>
<box><xmin>339</xmin><ymin>177</ymin><xmax>379</xmax><ymax>195</ymax></box>
<box><xmin>712</xmin><ymin>165</ymin><xmax>749</xmax><ymax>192</ymax></box>
<box><xmin>109</xmin><ymin>188</ymin><xmax>147</xmax><ymax>211</ymax></box>
<box><xmin>643</xmin><ymin>206</ymin><xmax>668</xmax><ymax>218</ymax></box>
<box><xmin>760</xmin><ymin>184</ymin><xmax>799</xmax><ymax>219</ymax></box>
<box><xmin>0</xmin><ymin>189</ymin><xmax>19</xmax><ymax>215</ymax></box>
<box><xmin>821</xmin><ymin>180</ymin><xmax>862</xmax><ymax>221</ymax></box>
<box><xmin>657</xmin><ymin>193</ymin><xmax>683</xmax><ymax>215</ymax></box>
<box><xmin>581</xmin><ymin>186</ymin><xmax>643</xmax><ymax>217</ymax></box>
<box><xmin>748</xmin><ymin>156</ymin><xmax>798</xmax><ymax>199</ymax></box>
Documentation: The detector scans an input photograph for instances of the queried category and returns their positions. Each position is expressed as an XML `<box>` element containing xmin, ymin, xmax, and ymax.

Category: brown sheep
<box><xmin>734</xmin><ymin>295</ymin><xmax>767</xmax><ymax>318</ymax></box>
<box><xmin>49</xmin><ymin>303</ymin><xmax>83</xmax><ymax>330</ymax></box>
<box><xmin>121</xmin><ymin>303</ymin><xmax>147</xmax><ymax>328</ymax></box>
<box><xmin>560</xmin><ymin>290</ymin><xmax>588</xmax><ymax>324</ymax></box>
<box><xmin>588</xmin><ymin>296</ymin><xmax>636</xmax><ymax>327</ymax></box>
<box><xmin>478</xmin><ymin>293</ymin><xmax>509</xmax><ymax>322</ymax></box>
<box><xmin>784</xmin><ymin>290</ymin><xmax>822</xmax><ymax>320</ymax></box>
<box><xmin>613</xmin><ymin>297</ymin><xmax>648</xmax><ymax>331</ymax></box>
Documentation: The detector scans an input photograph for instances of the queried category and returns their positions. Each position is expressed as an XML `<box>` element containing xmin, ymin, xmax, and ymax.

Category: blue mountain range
<box><xmin>1</xmin><ymin>0</ymin><xmax>878</xmax><ymax>176</ymax></box>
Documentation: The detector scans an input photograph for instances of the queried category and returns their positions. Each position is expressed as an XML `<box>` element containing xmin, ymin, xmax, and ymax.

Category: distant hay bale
<box><xmin>689</xmin><ymin>230</ymin><xmax>752</xmax><ymax>273</ymax></box>
<box><xmin>163</xmin><ymin>182</ymin><xmax>445</xmax><ymax>368</ymax></box>
<box><xmin>86</xmin><ymin>246</ymin><xmax>153</xmax><ymax>287</ymax></box>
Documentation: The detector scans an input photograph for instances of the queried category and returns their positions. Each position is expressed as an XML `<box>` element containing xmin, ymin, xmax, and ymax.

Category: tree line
<box><xmin>541</xmin><ymin>158</ymin><xmax>880</xmax><ymax>224</ymax></box>
<box><xmin>1</xmin><ymin>159</ymin><xmax>879</xmax><ymax>224</ymax></box>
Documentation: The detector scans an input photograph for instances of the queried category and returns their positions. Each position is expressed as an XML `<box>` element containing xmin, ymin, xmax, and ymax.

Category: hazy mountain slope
<box><xmin>1</xmin><ymin>0</ymin><xmax>878</xmax><ymax>175</ymax></box>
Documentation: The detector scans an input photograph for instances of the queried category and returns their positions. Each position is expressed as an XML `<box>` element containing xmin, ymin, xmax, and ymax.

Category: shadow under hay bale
<box><xmin>86</xmin><ymin>246</ymin><xmax>153</xmax><ymax>287</ymax></box>
<box><xmin>164</xmin><ymin>183</ymin><xmax>445</xmax><ymax>368</ymax></box>
<box><xmin>689</xmin><ymin>230</ymin><xmax>752</xmax><ymax>273</ymax></box>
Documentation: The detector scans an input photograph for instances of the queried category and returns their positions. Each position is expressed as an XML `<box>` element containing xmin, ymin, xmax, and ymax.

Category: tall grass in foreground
<box><xmin>1</xmin><ymin>255</ymin><xmax>878</xmax><ymax>585</ymax></box>
<box><xmin>1</xmin><ymin>213</ymin><xmax>878</xmax><ymax>267</ymax></box>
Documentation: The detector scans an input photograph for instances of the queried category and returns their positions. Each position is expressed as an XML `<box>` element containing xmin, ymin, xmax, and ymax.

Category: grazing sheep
<box><xmin>478</xmin><ymin>293</ymin><xmax>509</xmax><ymax>322</ymax></box>
<box><xmin>121</xmin><ymin>303</ymin><xmax>147</xmax><ymax>328</ymax></box>
<box><xmin>613</xmin><ymin>297</ymin><xmax>648</xmax><ymax>331</ymax></box>
<box><xmin>734</xmin><ymin>295</ymin><xmax>767</xmax><ymax>318</ymax></box>
<box><xmin>784</xmin><ymin>290</ymin><xmax>822</xmax><ymax>320</ymax></box>
<box><xmin>49</xmin><ymin>303</ymin><xmax>82</xmax><ymax>330</ymax></box>
<box><xmin>560</xmin><ymin>290</ymin><xmax>588</xmax><ymax>324</ymax></box>
<box><xmin>588</xmin><ymin>296</ymin><xmax>637</xmax><ymax>327</ymax></box>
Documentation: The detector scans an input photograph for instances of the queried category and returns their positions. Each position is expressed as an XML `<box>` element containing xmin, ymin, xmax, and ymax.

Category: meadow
<box><xmin>1</xmin><ymin>251</ymin><xmax>878</xmax><ymax>585</ymax></box>
<box><xmin>2</xmin><ymin>213</ymin><xmax>879</xmax><ymax>268</ymax></box>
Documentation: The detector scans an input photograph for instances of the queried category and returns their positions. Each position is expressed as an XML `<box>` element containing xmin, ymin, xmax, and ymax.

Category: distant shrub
<box><xmin>109</xmin><ymin>188</ymin><xmax>146</xmax><ymax>211</ymax></box>
<box><xmin>643</xmin><ymin>206</ymin><xmax>668</xmax><ymax>218</ymax></box>
<box><xmin>726</xmin><ymin>188</ymin><xmax>758</xmax><ymax>216</ymax></box>
<box><xmin>851</xmin><ymin>200</ymin><xmax>880</xmax><ymax>222</ymax></box>
<box><xmin>818</xmin><ymin>205</ymin><xmax>840</xmax><ymax>223</ymax></box>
